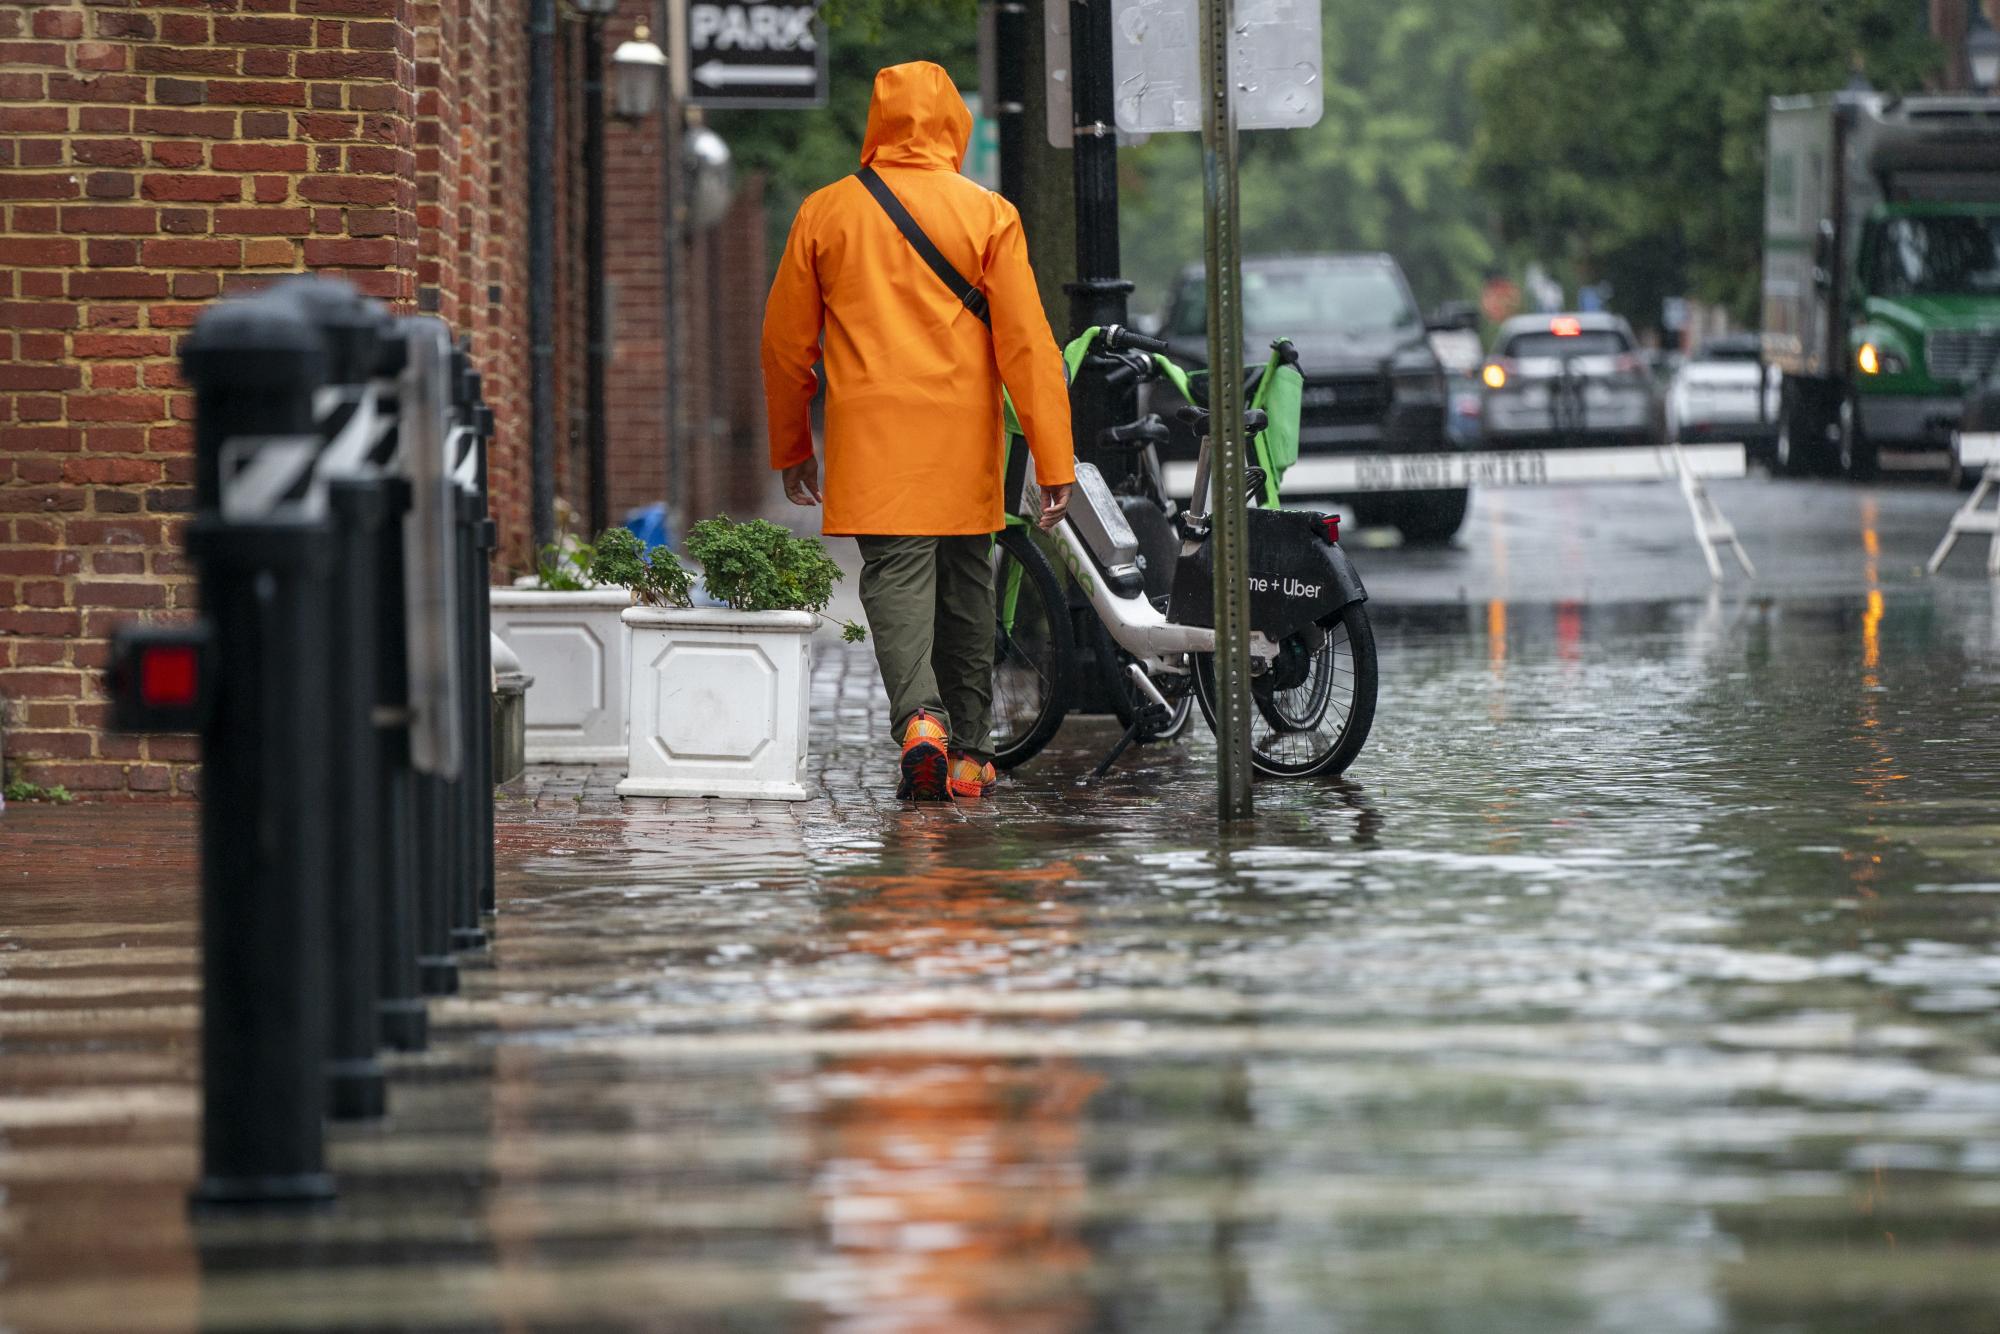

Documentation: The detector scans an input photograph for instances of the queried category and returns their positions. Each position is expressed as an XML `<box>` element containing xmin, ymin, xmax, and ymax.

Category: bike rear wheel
<box><xmin>988</xmin><ymin>525</ymin><xmax>1073</xmax><ymax>771</ymax></box>
<box><xmin>1192</xmin><ymin>601</ymin><xmax>1377</xmax><ymax>778</ymax></box>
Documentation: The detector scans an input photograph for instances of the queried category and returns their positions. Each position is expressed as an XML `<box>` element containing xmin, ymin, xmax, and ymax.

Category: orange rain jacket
<box><xmin>760</xmin><ymin>61</ymin><xmax>1075</xmax><ymax>537</ymax></box>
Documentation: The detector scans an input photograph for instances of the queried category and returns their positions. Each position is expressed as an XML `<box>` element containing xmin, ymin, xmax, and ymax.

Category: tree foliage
<box><xmin>1119</xmin><ymin>0</ymin><xmax>1508</xmax><ymax>316</ymax></box>
<box><xmin>1470</xmin><ymin>0</ymin><xmax>1937</xmax><ymax>327</ymax></box>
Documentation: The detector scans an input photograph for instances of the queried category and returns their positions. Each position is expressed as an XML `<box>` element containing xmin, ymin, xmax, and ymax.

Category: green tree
<box><xmin>1470</xmin><ymin>0</ymin><xmax>1937</xmax><ymax>329</ymax></box>
<box><xmin>1119</xmin><ymin>0</ymin><xmax>1509</xmax><ymax>317</ymax></box>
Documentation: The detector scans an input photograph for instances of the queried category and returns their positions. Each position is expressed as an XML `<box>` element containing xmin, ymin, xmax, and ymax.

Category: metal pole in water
<box><xmin>1200</xmin><ymin>0</ymin><xmax>1253</xmax><ymax>821</ymax></box>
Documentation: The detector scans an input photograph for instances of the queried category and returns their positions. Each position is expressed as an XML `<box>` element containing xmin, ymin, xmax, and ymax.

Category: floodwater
<box><xmin>4</xmin><ymin>481</ymin><xmax>2000</xmax><ymax>1331</ymax></box>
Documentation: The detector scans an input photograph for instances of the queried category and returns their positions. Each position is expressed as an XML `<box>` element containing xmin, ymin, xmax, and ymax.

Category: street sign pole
<box><xmin>1200</xmin><ymin>0</ymin><xmax>1253</xmax><ymax>821</ymax></box>
<box><xmin>1064</xmin><ymin>0</ymin><xmax>1137</xmax><ymax>488</ymax></box>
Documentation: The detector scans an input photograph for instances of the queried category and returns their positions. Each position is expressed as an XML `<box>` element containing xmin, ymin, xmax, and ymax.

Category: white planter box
<box><xmin>617</xmin><ymin>607</ymin><xmax>815</xmax><ymax>801</ymax></box>
<box><xmin>489</xmin><ymin>588</ymin><xmax>633</xmax><ymax>765</ymax></box>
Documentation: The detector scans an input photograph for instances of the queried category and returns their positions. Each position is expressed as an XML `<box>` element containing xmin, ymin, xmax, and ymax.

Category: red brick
<box><xmin>0</xmin><ymin>670</ymin><xmax>84</xmax><ymax>699</ymax></box>
<box><xmin>8</xmin><ymin>732</ymin><xmax>95</xmax><ymax>760</ymax></box>
<box><xmin>296</xmin><ymin>50</ymin><xmax>396</xmax><ymax>80</ymax></box>
<box><xmin>0</xmin><ymin>41</ymin><xmax>68</xmax><ymax>66</ymax></box>
<box><xmin>86</xmin><ymin>238</ymin><xmax>140</xmax><ymax>265</ymax></box>
<box><xmin>212</xmin><ymin>141</ymin><xmax>307</xmax><ymax>171</ymax></box>
<box><xmin>153</xmin><ymin>77</ymin><xmax>206</xmax><ymax>106</ymax></box>
<box><xmin>67</xmin><ymin>518</ymin><xmax>160</xmax><ymax>545</ymax></box>
<box><xmin>207</xmin><ymin>79</ymin><xmax>307</xmax><ymax>107</ymax></box>
<box><xmin>149</xmin><ymin>141</ymin><xmax>205</xmax><ymax>168</ymax></box>
<box><xmin>0</xmin><ymin>237</ymin><xmax>79</xmax><ymax>265</ymax></box>
<box><xmin>147</xmin><ymin>734</ymin><xmax>201</xmax><ymax>762</ymax></box>
<box><xmin>299</xmin><ymin>175</ymin><xmax>397</xmax><ymax>205</ymax></box>
<box><xmin>212</xmin><ymin>206</ymin><xmax>311</xmax><ymax>235</ymax></box>
<box><xmin>303</xmin><ymin>236</ymin><xmax>396</xmax><ymax>266</ymax></box>
<box><xmin>77</xmin><ymin>107</ymin><xmax>132</xmax><ymax>133</ymax></box>
<box><xmin>242</xmin><ymin>238</ymin><xmax>296</xmax><ymax>266</ymax></box>
<box><xmin>142</xmin><ymin>174</ymin><xmax>242</xmax><ymax>203</ymax></box>
<box><xmin>17</xmin><ymin>139</ymin><xmax>61</xmax><ymax>166</ymax></box>
<box><xmin>348</xmin><ymin>20</ymin><xmax>396</xmax><ymax>47</ymax></box>
<box><xmin>132</xmin><ymin>109</ymin><xmax>235</xmax><ymax>138</ymax></box>
<box><xmin>297</xmin><ymin>112</ymin><xmax>358</xmax><ymax>140</ymax></box>
<box><xmin>0</xmin><ymin>610</ymin><xmax>82</xmax><ymax>637</ymax></box>
<box><xmin>0</xmin><ymin>71</ymin><xmax>44</xmax><ymax>98</ymax></box>
<box><xmin>140</xmin><ymin>238</ymin><xmax>240</xmax><ymax>266</ymax></box>
<box><xmin>74</xmin><ymin>581</ymin><xmax>167</xmax><ymax>609</ymax></box>
<box><xmin>0</xmin><ymin>363</ymin><xmax>81</xmax><ymax>391</ymax></box>
<box><xmin>85</xmin><ymin>172</ymin><xmax>136</xmax><ymax>200</ymax></box>
<box><xmin>14</xmin><ymin>763</ymin><xmax>132</xmax><ymax>793</ymax></box>
<box><xmin>157</xmin><ymin>14</ymin><xmax>215</xmax><ymax>45</ymax></box>
<box><xmin>298</xmin><ymin>0</ymin><xmax>395</xmax><ymax>14</ymax></box>
<box><xmin>0</xmin><ymin>548</ymin><xmax>80</xmax><ymax>576</ymax></box>
<box><xmin>241</xmin><ymin>50</ymin><xmax>291</xmax><ymax>78</ymax></box>
<box><xmin>60</xmin><ymin>206</ymin><xmax>158</xmax><ymax>235</ymax></box>
<box><xmin>240</xmin><ymin>110</ymin><xmax>290</xmax><ymax>136</ymax></box>
<box><xmin>0</xmin><ymin>302</ymin><xmax>79</xmax><ymax>329</ymax></box>
<box><xmin>73</xmin><ymin>139</ymin><xmax>145</xmax><ymax>167</ymax></box>
<box><xmin>74</xmin><ymin>41</ymin><xmax>128</xmax><ymax>71</ymax></box>
<box><xmin>67</xmin><ymin>393</ymin><xmax>165</xmax><ymax>422</ymax></box>
<box><xmin>0</xmin><ymin>174</ymin><xmax>81</xmax><ymax>201</ymax></box>
<box><xmin>94</xmin><ymin>13</ymin><xmax>157</xmax><ymax>39</ymax></box>
<box><xmin>214</xmin><ymin>14</ymin><xmax>312</xmax><ymax>42</ymax></box>
<box><xmin>0</xmin><ymin>107</ymin><xmax>68</xmax><ymax>134</ymax></box>
<box><xmin>73</xmin><ymin>332</ymin><xmax>172</xmax><ymax>358</ymax></box>
<box><xmin>32</xmin><ymin>10</ymin><xmax>85</xmax><ymax>38</ymax></box>
<box><xmin>47</xmin><ymin>74</ymin><xmax>149</xmax><ymax>104</ymax></box>
<box><xmin>89</xmin><ymin>363</ymin><xmax>138</xmax><ymax>389</ymax></box>
<box><xmin>85</xmin><ymin>426</ymin><xmax>147</xmax><ymax>453</ymax></box>
<box><xmin>69</xmin><ymin>271</ymin><xmax>171</xmax><ymax>300</ymax></box>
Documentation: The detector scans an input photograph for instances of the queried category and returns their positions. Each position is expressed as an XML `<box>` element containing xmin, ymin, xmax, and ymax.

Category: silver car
<box><xmin>1480</xmin><ymin>313</ymin><xmax>1657</xmax><ymax>447</ymax></box>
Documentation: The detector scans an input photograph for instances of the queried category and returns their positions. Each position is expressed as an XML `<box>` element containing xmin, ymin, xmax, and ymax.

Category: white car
<box><xmin>1665</xmin><ymin>333</ymin><xmax>1781</xmax><ymax>460</ymax></box>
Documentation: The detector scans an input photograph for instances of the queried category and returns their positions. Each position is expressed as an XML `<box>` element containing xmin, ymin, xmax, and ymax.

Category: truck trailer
<box><xmin>1762</xmin><ymin>90</ymin><xmax>2000</xmax><ymax>478</ymax></box>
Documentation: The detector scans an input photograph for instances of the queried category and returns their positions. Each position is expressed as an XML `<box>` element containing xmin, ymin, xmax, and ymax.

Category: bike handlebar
<box><xmin>1102</xmin><ymin>324</ymin><xmax>1170</xmax><ymax>355</ymax></box>
<box><xmin>1098</xmin><ymin>414</ymin><xmax>1171</xmax><ymax>448</ymax></box>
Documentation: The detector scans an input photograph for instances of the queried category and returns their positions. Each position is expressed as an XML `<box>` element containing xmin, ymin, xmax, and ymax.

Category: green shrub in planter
<box><xmin>686</xmin><ymin>517</ymin><xmax>867</xmax><ymax>642</ymax></box>
<box><xmin>587</xmin><ymin>527</ymin><xmax>694</xmax><ymax>608</ymax></box>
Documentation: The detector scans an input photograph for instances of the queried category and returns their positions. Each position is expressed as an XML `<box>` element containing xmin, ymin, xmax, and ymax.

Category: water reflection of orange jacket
<box><xmin>760</xmin><ymin>61</ymin><xmax>1075</xmax><ymax>537</ymax></box>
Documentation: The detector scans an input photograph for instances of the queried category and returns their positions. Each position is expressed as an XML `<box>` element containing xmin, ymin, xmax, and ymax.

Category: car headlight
<box><xmin>1857</xmin><ymin>342</ymin><xmax>1907</xmax><ymax>376</ymax></box>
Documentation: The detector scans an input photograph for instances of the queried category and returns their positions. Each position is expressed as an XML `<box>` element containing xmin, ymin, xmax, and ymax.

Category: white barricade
<box><xmin>1926</xmin><ymin>432</ymin><xmax>2000</xmax><ymax>577</ymax></box>
<box><xmin>1164</xmin><ymin>443</ymin><xmax>1755</xmax><ymax>582</ymax></box>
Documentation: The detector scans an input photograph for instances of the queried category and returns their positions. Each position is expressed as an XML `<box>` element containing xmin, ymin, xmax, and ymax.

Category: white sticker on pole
<box><xmin>1110</xmin><ymin>0</ymin><xmax>1321</xmax><ymax>134</ymax></box>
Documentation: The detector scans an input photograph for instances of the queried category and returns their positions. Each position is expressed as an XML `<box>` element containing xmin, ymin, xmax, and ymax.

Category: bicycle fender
<box><xmin>1167</xmin><ymin>509</ymin><xmax>1368</xmax><ymax>642</ymax></box>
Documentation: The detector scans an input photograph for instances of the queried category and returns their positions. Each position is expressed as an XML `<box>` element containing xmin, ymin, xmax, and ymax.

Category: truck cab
<box><xmin>1762</xmin><ymin>92</ymin><xmax>2000</xmax><ymax>478</ymax></box>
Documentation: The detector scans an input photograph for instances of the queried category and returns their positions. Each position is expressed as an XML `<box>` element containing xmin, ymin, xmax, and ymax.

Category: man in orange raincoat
<box><xmin>762</xmin><ymin>61</ymin><xmax>1075</xmax><ymax>803</ymax></box>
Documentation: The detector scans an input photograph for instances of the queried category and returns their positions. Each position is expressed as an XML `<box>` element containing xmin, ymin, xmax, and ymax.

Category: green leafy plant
<box><xmin>4</xmin><ymin>779</ymin><xmax>73</xmax><ymax>804</ymax></box>
<box><xmin>685</xmin><ymin>516</ymin><xmax>867</xmax><ymax>641</ymax></box>
<box><xmin>585</xmin><ymin>526</ymin><xmax>694</xmax><ymax>608</ymax></box>
<box><xmin>534</xmin><ymin>534</ymin><xmax>596</xmax><ymax>591</ymax></box>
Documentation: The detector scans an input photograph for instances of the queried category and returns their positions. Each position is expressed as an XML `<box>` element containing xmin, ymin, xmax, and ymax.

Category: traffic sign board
<box><xmin>683</xmin><ymin>2</ymin><xmax>826</xmax><ymax>109</ymax></box>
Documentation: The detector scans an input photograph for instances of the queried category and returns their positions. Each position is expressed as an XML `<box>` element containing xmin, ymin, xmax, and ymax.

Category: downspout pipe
<box><xmin>583</xmin><ymin>17</ymin><xmax>609</xmax><ymax>537</ymax></box>
<box><xmin>527</xmin><ymin>0</ymin><xmax>558</xmax><ymax>553</ymax></box>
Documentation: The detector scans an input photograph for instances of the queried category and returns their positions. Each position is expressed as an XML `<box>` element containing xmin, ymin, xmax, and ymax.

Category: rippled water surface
<box><xmin>4</xmin><ymin>574</ymin><xmax>2000</xmax><ymax>1331</ymax></box>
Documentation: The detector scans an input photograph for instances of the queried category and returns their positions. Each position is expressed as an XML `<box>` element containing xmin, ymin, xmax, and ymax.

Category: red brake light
<box><xmin>1551</xmin><ymin>317</ymin><xmax>1582</xmax><ymax>337</ymax></box>
<box><xmin>139</xmin><ymin>645</ymin><xmax>200</xmax><ymax>708</ymax></box>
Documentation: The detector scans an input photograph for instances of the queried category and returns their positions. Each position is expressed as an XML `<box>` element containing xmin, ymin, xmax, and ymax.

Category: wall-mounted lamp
<box><xmin>612</xmin><ymin>25</ymin><xmax>669</xmax><ymax>121</ymax></box>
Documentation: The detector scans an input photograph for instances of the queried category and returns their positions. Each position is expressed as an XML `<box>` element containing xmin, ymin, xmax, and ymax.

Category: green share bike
<box><xmin>988</xmin><ymin>324</ymin><xmax>1378</xmax><ymax>779</ymax></box>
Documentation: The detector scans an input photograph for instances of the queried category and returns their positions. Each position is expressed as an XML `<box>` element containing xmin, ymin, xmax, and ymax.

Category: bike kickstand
<box><xmin>1089</xmin><ymin>704</ymin><xmax>1168</xmax><ymax>782</ymax></box>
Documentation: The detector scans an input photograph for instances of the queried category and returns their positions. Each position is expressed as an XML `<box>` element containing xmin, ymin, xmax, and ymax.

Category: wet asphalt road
<box><xmin>4</xmin><ymin>474</ymin><xmax>2000</xmax><ymax>1331</ymax></box>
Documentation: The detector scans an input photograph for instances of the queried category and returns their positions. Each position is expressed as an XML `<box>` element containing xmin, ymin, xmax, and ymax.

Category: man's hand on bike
<box><xmin>781</xmin><ymin>458</ymin><xmax>823</xmax><ymax>507</ymax></box>
<box><xmin>1038</xmin><ymin>482</ymin><xmax>1071</xmax><ymax>531</ymax></box>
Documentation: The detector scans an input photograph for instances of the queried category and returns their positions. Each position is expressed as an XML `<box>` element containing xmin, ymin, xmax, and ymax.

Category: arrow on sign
<box><xmin>692</xmin><ymin>61</ymin><xmax>816</xmax><ymax>88</ymax></box>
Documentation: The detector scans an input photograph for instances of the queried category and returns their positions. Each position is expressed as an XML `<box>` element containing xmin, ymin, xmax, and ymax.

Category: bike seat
<box><xmin>1097</xmin><ymin>414</ymin><xmax>1172</xmax><ymax>451</ymax></box>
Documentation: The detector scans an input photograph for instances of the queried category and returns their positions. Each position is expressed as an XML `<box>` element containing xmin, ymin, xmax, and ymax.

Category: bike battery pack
<box><xmin>1068</xmin><ymin>463</ymin><xmax>1145</xmax><ymax>595</ymax></box>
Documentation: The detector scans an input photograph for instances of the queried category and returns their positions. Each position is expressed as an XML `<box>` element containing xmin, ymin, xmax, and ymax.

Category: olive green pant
<box><xmin>855</xmin><ymin>534</ymin><xmax>995</xmax><ymax>759</ymax></box>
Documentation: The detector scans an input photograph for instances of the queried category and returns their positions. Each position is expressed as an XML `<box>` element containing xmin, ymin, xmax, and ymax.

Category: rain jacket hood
<box><xmin>860</xmin><ymin>62</ymin><xmax>971</xmax><ymax>173</ymax></box>
<box><xmin>760</xmin><ymin>63</ymin><xmax>1074</xmax><ymax>537</ymax></box>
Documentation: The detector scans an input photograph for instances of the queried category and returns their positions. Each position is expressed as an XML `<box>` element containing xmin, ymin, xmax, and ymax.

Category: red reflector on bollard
<box><xmin>140</xmin><ymin>645</ymin><xmax>200</xmax><ymax>708</ymax></box>
<box><xmin>1319</xmin><ymin>514</ymin><xmax>1340</xmax><ymax>543</ymax></box>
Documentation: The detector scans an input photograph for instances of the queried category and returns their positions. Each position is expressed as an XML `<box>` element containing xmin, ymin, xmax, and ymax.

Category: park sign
<box><xmin>683</xmin><ymin>2</ymin><xmax>826</xmax><ymax>109</ymax></box>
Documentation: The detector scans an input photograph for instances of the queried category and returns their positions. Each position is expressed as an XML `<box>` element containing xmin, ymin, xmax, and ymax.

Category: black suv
<box><xmin>1151</xmin><ymin>252</ymin><xmax>1473</xmax><ymax>543</ymax></box>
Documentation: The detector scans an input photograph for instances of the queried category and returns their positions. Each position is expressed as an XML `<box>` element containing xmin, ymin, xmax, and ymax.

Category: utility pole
<box><xmin>1200</xmin><ymin>0</ymin><xmax>1253</xmax><ymax>820</ymax></box>
<box><xmin>1064</xmin><ymin>0</ymin><xmax>1137</xmax><ymax>476</ymax></box>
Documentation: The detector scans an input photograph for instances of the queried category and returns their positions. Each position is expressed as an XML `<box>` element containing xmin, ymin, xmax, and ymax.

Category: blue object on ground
<box><xmin>624</xmin><ymin>503</ymin><xmax>673</xmax><ymax>552</ymax></box>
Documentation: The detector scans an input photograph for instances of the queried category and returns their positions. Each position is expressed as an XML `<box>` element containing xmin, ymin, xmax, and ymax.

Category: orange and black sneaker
<box><xmin>947</xmin><ymin>752</ymin><xmax>997</xmax><ymax>801</ymax></box>
<box><xmin>896</xmin><ymin>711</ymin><xmax>950</xmax><ymax>802</ymax></box>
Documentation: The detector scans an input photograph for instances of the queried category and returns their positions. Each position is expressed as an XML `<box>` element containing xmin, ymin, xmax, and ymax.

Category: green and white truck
<box><xmin>1762</xmin><ymin>90</ymin><xmax>2000</xmax><ymax>478</ymax></box>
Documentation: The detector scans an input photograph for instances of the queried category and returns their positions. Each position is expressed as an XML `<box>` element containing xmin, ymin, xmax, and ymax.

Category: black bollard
<box><xmin>286</xmin><ymin>279</ymin><xmax>393</xmax><ymax>1122</ymax></box>
<box><xmin>180</xmin><ymin>287</ymin><xmax>338</xmax><ymax>1206</ymax></box>
<box><xmin>471</xmin><ymin>384</ymin><xmax>499</xmax><ymax>924</ymax></box>
<box><xmin>447</xmin><ymin>350</ymin><xmax>487</xmax><ymax>953</ymax></box>
<box><xmin>368</xmin><ymin>332</ymin><xmax>429</xmax><ymax>1050</ymax></box>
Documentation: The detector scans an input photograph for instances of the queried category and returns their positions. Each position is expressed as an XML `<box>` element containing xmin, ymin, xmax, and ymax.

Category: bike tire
<box><xmin>1192</xmin><ymin>601</ymin><xmax>1378</xmax><ymax>778</ymax></box>
<box><xmin>988</xmin><ymin>525</ymin><xmax>1073</xmax><ymax>771</ymax></box>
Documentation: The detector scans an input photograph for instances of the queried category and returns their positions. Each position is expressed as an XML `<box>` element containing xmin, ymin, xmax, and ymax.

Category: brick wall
<box><xmin>0</xmin><ymin>0</ymin><xmax>578</xmax><ymax>796</ymax></box>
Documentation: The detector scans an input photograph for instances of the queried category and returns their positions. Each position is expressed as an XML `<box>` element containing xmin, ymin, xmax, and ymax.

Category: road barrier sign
<box><xmin>1110</xmin><ymin>0</ymin><xmax>1322</xmax><ymax>134</ymax></box>
<box><xmin>1927</xmin><ymin>432</ymin><xmax>2000</xmax><ymax>577</ymax></box>
<box><xmin>1166</xmin><ymin>443</ymin><xmax>1757</xmax><ymax>582</ymax></box>
<box><xmin>683</xmin><ymin>1</ymin><xmax>825</xmax><ymax>108</ymax></box>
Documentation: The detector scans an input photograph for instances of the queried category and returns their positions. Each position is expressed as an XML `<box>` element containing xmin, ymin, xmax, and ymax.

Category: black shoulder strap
<box><xmin>854</xmin><ymin>165</ymin><xmax>991</xmax><ymax>327</ymax></box>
